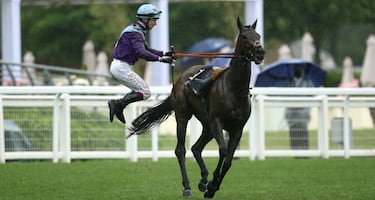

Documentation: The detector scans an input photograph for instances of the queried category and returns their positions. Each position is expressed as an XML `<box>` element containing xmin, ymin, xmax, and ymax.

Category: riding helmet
<box><xmin>136</xmin><ymin>4</ymin><xmax>162</xmax><ymax>19</ymax></box>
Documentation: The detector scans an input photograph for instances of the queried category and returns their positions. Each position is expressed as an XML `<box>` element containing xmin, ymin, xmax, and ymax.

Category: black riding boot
<box><xmin>108</xmin><ymin>91</ymin><xmax>143</xmax><ymax>124</ymax></box>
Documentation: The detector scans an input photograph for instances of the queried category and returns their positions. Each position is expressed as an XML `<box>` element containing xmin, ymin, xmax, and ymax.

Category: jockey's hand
<box><xmin>159</xmin><ymin>56</ymin><xmax>174</xmax><ymax>64</ymax></box>
<box><xmin>164</xmin><ymin>51</ymin><xmax>176</xmax><ymax>59</ymax></box>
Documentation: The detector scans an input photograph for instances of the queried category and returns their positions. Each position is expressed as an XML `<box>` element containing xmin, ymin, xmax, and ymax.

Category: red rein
<box><xmin>174</xmin><ymin>52</ymin><xmax>235</xmax><ymax>59</ymax></box>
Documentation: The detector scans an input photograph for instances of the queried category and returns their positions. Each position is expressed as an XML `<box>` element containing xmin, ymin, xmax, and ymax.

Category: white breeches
<box><xmin>109</xmin><ymin>59</ymin><xmax>151</xmax><ymax>99</ymax></box>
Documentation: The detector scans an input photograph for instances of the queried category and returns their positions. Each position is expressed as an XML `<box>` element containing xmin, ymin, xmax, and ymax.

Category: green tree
<box><xmin>169</xmin><ymin>2</ymin><xmax>244</xmax><ymax>53</ymax></box>
<box><xmin>21</xmin><ymin>2</ymin><xmax>246</xmax><ymax>68</ymax></box>
<box><xmin>22</xmin><ymin>5</ymin><xmax>92</xmax><ymax>68</ymax></box>
<box><xmin>20</xmin><ymin>1</ymin><xmax>374</xmax><ymax>68</ymax></box>
<box><xmin>87</xmin><ymin>4</ymin><xmax>136</xmax><ymax>56</ymax></box>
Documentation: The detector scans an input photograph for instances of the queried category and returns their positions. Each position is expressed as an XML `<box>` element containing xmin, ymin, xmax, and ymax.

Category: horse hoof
<box><xmin>198</xmin><ymin>181</ymin><xmax>207</xmax><ymax>192</ymax></box>
<box><xmin>182</xmin><ymin>189</ymin><xmax>192</xmax><ymax>198</ymax></box>
<box><xmin>204</xmin><ymin>190</ymin><xmax>215</xmax><ymax>199</ymax></box>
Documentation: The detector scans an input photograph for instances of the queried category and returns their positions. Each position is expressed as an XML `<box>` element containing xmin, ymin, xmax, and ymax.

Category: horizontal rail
<box><xmin>1</xmin><ymin>86</ymin><xmax>375</xmax><ymax>96</ymax></box>
<box><xmin>1</xmin><ymin>86</ymin><xmax>375</xmax><ymax>163</ymax></box>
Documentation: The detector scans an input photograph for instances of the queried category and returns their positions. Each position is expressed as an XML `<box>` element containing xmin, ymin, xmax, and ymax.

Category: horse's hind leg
<box><xmin>191</xmin><ymin>126</ymin><xmax>213</xmax><ymax>192</ymax></box>
<box><xmin>174</xmin><ymin>117</ymin><xmax>192</xmax><ymax>197</ymax></box>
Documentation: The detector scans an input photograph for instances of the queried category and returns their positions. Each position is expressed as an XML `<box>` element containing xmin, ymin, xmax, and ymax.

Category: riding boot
<box><xmin>108</xmin><ymin>92</ymin><xmax>143</xmax><ymax>124</ymax></box>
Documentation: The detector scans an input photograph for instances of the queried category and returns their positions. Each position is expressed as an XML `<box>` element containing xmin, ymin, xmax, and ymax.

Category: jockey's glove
<box><xmin>163</xmin><ymin>51</ymin><xmax>176</xmax><ymax>59</ymax></box>
<box><xmin>159</xmin><ymin>56</ymin><xmax>174</xmax><ymax>64</ymax></box>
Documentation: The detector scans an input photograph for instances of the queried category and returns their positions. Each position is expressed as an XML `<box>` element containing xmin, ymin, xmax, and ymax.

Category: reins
<box><xmin>174</xmin><ymin>51</ymin><xmax>256</xmax><ymax>62</ymax></box>
<box><xmin>174</xmin><ymin>52</ymin><xmax>236</xmax><ymax>59</ymax></box>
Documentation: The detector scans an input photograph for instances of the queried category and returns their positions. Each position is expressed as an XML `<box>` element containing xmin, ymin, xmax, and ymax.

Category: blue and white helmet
<box><xmin>136</xmin><ymin>4</ymin><xmax>162</xmax><ymax>19</ymax></box>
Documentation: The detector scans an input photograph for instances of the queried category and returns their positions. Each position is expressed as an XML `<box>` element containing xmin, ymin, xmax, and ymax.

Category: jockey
<box><xmin>108</xmin><ymin>3</ymin><xmax>174</xmax><ymax>124</ymax></box>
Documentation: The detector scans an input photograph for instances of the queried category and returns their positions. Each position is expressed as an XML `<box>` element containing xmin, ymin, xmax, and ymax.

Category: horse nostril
<box><xmin>254</xmin><ymin>41</ymin><xmax>261</xmax><ymax>47</ymax></box>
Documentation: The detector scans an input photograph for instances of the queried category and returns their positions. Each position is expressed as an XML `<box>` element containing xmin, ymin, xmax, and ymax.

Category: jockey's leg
<box><xmin>108</xmin><ymin>59</ymin><xmax>151</xmax><ymax>123</ymax></box>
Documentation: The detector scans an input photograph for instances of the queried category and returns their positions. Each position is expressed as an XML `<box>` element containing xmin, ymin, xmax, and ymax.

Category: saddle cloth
<box><xmin>184</xmin><ymin>65</ymin><xmax>229</xmax><ymax>96</ymax></box>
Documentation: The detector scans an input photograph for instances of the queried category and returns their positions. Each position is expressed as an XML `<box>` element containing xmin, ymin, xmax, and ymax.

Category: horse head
<box><xmin>236</xmin><ymin>17</ymin><xmax>265</xmax><ymax>64</ymax></box>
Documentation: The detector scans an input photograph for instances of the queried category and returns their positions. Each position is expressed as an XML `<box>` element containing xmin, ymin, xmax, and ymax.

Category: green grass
<box><xmin>1</xmin><ymin>158</ymin><xmax>374</xmax><ymax>200</ymax></box>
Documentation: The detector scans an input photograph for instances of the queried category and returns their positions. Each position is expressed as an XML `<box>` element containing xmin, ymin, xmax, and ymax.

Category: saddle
<box><xmin>184</xmin><ymin>65</ymin><xmax>229</xmax><ymax>96</ymax></box>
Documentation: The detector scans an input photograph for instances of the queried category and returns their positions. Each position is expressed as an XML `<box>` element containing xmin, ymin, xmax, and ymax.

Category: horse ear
<box><xmin>236</xmin><ymin>17</ymin><xmax>243</xmax><ymax>31</ymax></box>
<box><xmin>251</xmin><ymin>19</ymin><xmax>258</xmax><ymax>29</ymax></box>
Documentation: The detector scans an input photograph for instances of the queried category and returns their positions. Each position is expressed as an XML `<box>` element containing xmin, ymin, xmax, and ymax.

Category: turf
<box><xmin>0</xmin><ymin>158</ymin><xmax>374</xmax><ymax>200</ymax></box>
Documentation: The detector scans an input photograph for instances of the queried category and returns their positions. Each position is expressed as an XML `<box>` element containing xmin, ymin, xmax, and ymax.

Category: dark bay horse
<box><xmin>128</xmin><ymin>17</ymin><xmax>265</xmax><ymax>198</ymax></box>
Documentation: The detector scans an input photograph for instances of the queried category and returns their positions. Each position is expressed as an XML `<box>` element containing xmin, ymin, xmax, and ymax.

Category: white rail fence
<box><xmin>1</xmin><ymin>86</ymin><xmax>374</xmax><ymax>163</ymax></box>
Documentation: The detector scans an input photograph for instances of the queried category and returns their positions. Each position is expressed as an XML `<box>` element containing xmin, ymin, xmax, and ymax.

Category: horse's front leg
<box><xmin>204</xmin><ymin>119</ymin><xmax>227</xmax><ymax>199</ymax></box>
<box><xmin>215</xmin><ymin>130</ymin><xmax>243</xmax><ymax>190</ymax></box>
<box><xmin>191</xmin><ymin>125</ymin><xmax>213</xmax><ymax>193</ymax></box>
<box><xmin>175</xmin><ymin>118</ymin><xmax>192</xmax><ymax>198</ymax></box>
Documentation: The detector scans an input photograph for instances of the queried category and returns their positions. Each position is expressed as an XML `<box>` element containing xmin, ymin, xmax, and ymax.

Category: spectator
<box><xmin>284</xmin><ymin>65</ymin><xmax>314</xmax><ymax>149</ymax></box>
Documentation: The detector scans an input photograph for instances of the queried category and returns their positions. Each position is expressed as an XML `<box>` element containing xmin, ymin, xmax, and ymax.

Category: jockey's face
<box><xmin>146</xmin><ymin>18</ymin><xmax>158</xmax><ymax>30</ymax></box>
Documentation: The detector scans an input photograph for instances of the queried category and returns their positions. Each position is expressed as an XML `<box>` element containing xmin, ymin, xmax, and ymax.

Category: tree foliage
<box><xmin>22</xmin><ymin>6</ymin><xmax>91</xmax><ymax>67</ymax></box>
<box><xmin>20</xmin><ymin>1</ymin><xmax>374</xmax><ymax>67</ymax></box>
<box><xmin>169</xmin><ymin>2</ymin><xmax>244</xmax><ymax>53</ymax></box>
<box><xmin>87</xmin><ymin>4</ymin><xmax>135</xmax><ymax>56</ymax></box>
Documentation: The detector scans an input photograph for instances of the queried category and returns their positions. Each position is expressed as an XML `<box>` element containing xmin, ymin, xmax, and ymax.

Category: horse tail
<box><xmin>127</xmin><ymin>96</ymin><xmax>173</xmax><ymax>138</ymax></box>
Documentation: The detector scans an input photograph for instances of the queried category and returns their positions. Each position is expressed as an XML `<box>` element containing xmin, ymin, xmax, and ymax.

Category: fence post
<box><xmin>52</xmin><ymin>94</ymin><xmax>61</xmax><ymax>163</ymax></box>
<box><xmin>343</xmin><ymin>95</ymin><xmax>350</xmax><ymax>159</ymax></box>
<box><xmin>60</xmin><ymin>93</ymin><xmax>71</xmax><ymax>163</ymax></box>
<box><xmin>0</xmin><ymin>94</ymin><xmax>5</xmax><ymax>163</ymax></box>
<box><xmin>249</xmin><ymin>96</ymin><xmax>257</xmax><ymax>161</ymax></box>
<box><xmin>318</xmin><ymin>95</ymin><xmax>329</xmax><ymax>159</ymax></box>
<box><xmin>257</xmin><ymin>95</ymin><xmax>265</xmax><ymax>160</ymax></box>
<box><xmin>152</xmin><ymin>128</ymin><xmax>158</xmax><ymax>162</ymax></box>
<box><xmin>126</xmin><ymin>104</ymin><xmax>138</xmax><ymax>162</ymax></box>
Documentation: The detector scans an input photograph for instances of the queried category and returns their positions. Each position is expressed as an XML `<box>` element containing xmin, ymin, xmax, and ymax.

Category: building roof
<box><xmin>21</xmin><ymin>0</ymin><xmax>148</xmax><ymax>6</ymax></box>
<box><xmin>21</xmin><ymin>0</ymin><xmax>232</xmax><ymax>6</ymax></box>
